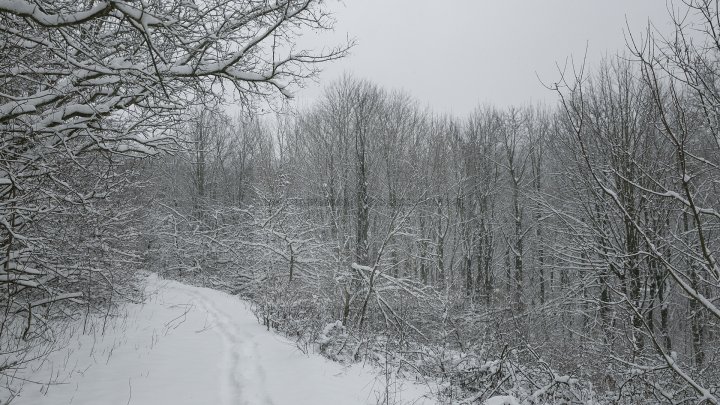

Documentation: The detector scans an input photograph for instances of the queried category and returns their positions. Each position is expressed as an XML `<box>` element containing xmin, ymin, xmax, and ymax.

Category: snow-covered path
<box><xmin>10</xmin><ymin>274</ymin><xmax>434</xmax><ymax>405</ymax></box>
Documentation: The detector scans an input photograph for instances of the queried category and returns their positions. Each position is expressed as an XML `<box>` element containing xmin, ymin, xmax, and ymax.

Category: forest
<box><xmin>1</xmin><ymin>0</ymin><xmax>719</xmax><ymax>404</ymax></box>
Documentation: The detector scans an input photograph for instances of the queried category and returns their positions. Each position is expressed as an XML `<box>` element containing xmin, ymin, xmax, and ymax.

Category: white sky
<box><xmin>292</xmin><ymin>0</ymin><xmax>674</xmax><ymax>116</ymax></box>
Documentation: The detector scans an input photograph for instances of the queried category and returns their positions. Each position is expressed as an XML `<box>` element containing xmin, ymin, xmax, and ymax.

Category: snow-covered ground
<box><xmin>9</xmin><ymin>274</ymin><xmax>436</xmax><ymax>405</ymax></box>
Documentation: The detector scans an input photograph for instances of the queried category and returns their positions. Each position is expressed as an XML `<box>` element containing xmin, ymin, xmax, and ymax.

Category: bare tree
<box><xmin>555</xmin><ymin>53</ymin><xmax>719</xmax><ymax>402</ymax></box>
<box><xmin>0</xmin><ymin>0</ymin><xmax>348</xmax><ymax>392</ymax></box>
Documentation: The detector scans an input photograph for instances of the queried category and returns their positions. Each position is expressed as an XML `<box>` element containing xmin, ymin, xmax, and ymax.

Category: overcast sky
<box><xmin>292</xmin><ymin>0</ymin><xmax>674</xmax><ymax>116</ymax></box>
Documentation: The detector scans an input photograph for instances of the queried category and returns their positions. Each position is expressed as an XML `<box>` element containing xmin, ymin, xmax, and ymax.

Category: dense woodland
<box><xmin>1</xmin><ymin>0</ymin><xmax>720</xmax><ymax>404</ymax></box>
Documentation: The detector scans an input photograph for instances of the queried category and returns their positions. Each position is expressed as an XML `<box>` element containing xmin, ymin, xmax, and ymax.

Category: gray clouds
<box><xmin>294</xmin><ymin>0</ymin><xmax>672</xmax><ymax>115</ymax></box>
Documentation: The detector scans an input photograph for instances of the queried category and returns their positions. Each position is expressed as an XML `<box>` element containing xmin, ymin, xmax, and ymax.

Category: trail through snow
<box><xmin>10</xmin><ymin>274</ymin><xmax>435</xmax><ymax>405</ymax></box>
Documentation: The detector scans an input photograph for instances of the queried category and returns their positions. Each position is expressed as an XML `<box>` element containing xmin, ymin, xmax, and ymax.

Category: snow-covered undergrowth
<box><xmin>145</xmin><ymin>206</ymin><xmax>716</xmax><ymax>404</ymax></box>
<box><xmin>4</xmin><ymin>273</ymin><xmax>435</xmax><ymax>405</ymax></box>
<box><xmin>190</xmin><ymin>272</ymin><xmax>698</xmax><ymax>404</ymax></box>
<box><xmin>162</xmin><ymin>270</ymin><xmax>595</xmax><ymax>405</ymax></box>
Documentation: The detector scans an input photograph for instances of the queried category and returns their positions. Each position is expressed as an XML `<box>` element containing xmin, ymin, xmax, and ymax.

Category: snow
<box><xmin>351</xmin><ymin>262</ymin><xmax>374</xmax><ymax>272</ymax></box>
<box><xmin>0</xmin><ymin>0</ymin><xmax>110</xmax><ymax>26</ymax></box>
<box><xmin>554</xmin><ymin>374</ymin><xmax>578</xmax><ymax>385</ymax></box>
<box><xmin>8</xmin><ymin>274</ymin><xmax>435</xmax><ymax>405</ymax></box>
<box><xmin>113</xmin><ymin>3</ymin><xmax>162</xmax><ymax>26</ymax></box>
<box><xmin>484</xmin><ymin>396</ymin><xmax>520</xmax><ymax>405</ymax></box>
<box><xmin>317</xmin><ymin>320</ymin><xmax>344</xmax><ymax>345</ymax></box>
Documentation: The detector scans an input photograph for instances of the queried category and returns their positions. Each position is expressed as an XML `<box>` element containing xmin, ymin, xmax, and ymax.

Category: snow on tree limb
<box><xmin>0</xmin><ymin>0</ymin><xmax>113</xmax><ymax>27</ymax></box>
<box><xmin>0</xmin><ymin>0</ymin><xmax>348</xmax><ymax>384</ymax></box>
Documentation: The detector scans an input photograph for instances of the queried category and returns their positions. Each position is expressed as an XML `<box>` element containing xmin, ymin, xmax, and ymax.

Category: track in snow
<box><xmin>189</xmin><ymin>288</ymin><xmax>273</xmax><ymax>405</ymax></box>
<box><xmin>8</xmin><ymin>274</ymin><xmax>435</xmax><ymax>405</ymax></box>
